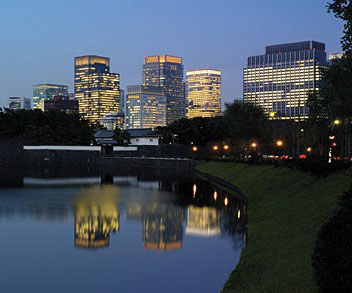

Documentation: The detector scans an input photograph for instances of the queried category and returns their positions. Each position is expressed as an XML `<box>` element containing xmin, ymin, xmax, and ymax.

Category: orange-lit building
<box><xmin>186</xmin><ymin>69</ymin><xmax>221</xmax><ymax>118</ymax></box>
<box><xmin>74</xmin><ymin>55</ymin><xmax>120</xmax><ymax>123</ymax></box>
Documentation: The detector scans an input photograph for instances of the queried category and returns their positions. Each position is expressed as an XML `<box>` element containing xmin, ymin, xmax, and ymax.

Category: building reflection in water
<box><xmin>142</xmin><ymin>204</ymin><xmax>184</xmax><ymax>252</ymax></box>
<box><xmin>186</xmin><ymin>206</ymin><xmax>220</xmax><ymax>237</ymax></box>
<box><xmin>74</xmin><ymin>186</ymin><xmax>120</xmax><ymax>249</ymax></box>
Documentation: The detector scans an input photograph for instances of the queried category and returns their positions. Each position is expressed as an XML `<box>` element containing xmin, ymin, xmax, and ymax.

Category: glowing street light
<box><xmin>251</xmin><ymin>142</ymin><xmax>257</xmax><ymax>148</ymax></box>
<box><xmin>276</xmin><ymin>140</ymin><xmax>283</xmax><ymax>147</ymax></box>
<box><xmin>223</xmin><ymin>145</ymin><xmax>229</xmax><ymax>150</ymax></box>
<box><xmin>224</xmin><ymin>197</ymin><xmax>228</xmax><ymax>206</ymax></box>
<box><xmin>192</xmin><ymin>146</ymin><xmax>198</xmax><ymax>152</ymax></box>
<box><xmin>307</xmin><ymin>147</ymin><xmax>312</xmax><ymax>153</ymax></box>
<box><xmin>213</xmin><ymin>145</ymin><xmax>219</xmax><ymax>151</ymax></box>
<box><xmin>334</xmin><ymin>119</ymin><xmax>341</xmax><ymax>126</ymax></box>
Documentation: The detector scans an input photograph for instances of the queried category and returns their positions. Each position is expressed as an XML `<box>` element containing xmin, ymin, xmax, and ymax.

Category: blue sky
<box><xmin>0</xmin><ymin>0</ymin><xmax>344</xmax><ymax>107</ymax></box>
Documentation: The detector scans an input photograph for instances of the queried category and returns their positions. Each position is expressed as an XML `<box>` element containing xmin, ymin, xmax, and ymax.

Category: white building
<box><xmin>127</xmin><ymin>129</ymin><xmax>160</xmax><ymax>146</ymax></box>
<box><xmin>8</xmin><ymin>97</ymin><xmax>32</xmax><ymax>110</ymax></box>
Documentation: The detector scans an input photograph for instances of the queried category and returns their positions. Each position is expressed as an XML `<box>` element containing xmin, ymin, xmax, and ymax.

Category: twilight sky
<box><xmin>0</xmin><ymin>0</ymin><xmax>344</xmax><ymax>107</ymax></box>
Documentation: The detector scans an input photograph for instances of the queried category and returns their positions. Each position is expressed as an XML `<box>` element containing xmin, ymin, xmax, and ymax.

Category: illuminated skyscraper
<box><xmin>125</xmin><ymin>85</ymin><xmax>166</xmax><ymax>129</ymax></box>
<box><xmin>186</xmin><ymin>69</ymin><xmax>221</xmax><ymax>118</ymax></box>
<box><xmin>74</xmin><ymin>55</ymin><xmax>120</xmax><ymax>123</ymax></box>
<box><xmin>33</xmin><ymin>84</ymin><xmax>68</xmax><ymax>111</ymax></box>
<box><xmin>142</xmin><ymin>55</ymin><xmax>185</xmax><ymax>125</ymax></box>
<box><xmin>243</xmin><ymin>41</ymin><xmax>328</xmax><ymax>119</ymax></box>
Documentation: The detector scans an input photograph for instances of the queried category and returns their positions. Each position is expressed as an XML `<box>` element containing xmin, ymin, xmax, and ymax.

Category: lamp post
<box><xmin>192</xmin><ymin>145</ymin><xmax>198</xmax><ymax>160</ymax></box>
<box><xmin>276</xmin><ymin>140</ymin><xmax>283</xmax><ymax>156</ymax></box>
<box><xmin>328</xmin><ymin>135</ymin><xmax>335</xmax><ymax>163</ymax></box>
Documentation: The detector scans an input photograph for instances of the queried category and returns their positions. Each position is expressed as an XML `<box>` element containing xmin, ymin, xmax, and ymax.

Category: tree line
<box><xmin>0</xmin><ymin>109</ymin><xmax>95</xmax><ymax>145</ymax></box>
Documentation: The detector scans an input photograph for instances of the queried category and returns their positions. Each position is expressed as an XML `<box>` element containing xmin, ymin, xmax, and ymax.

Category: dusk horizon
<box><xmin>0</xmin><ymin>0</ymin><xmax>343</xmax><ymax>107</ymax></box>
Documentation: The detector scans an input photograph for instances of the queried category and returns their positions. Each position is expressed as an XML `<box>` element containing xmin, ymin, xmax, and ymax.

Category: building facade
<box><xmin>243</xmin><ymin>41</ymin><xmax>328</xmax><ymax>119</ymax></box>
<box><xmin>119</xmin><ymin>89</ymin><xmax>125</xmax><ymax>113</ymax></box>
<box><xmin>44</xmin><ymin>95</ymin><xmax>79</xmax><ymax>113</ymax></box>
<box><xmin>99</xmin><ymin>112</ymin><xmax>125</xmax><ymax>130</ymax></box>
<box><xmin>125</xmin><ymin>85</ymin><xmax>166</xmax><ymax>129</ymax></box>
<box><xmin>142</xmin><ymin>55</ymin><xmax>185</xmax><ymax>125</ymax></box>
<box><xmin>186</xmin><ymin>69</ymin><xmax>221</xmax><ymax>118</ymax></box>
<box><xmin>329</xmin><ymin>52</ymin><xmax>344</xmax><ymax>63</ymax></box>
<box><xmin>33</xmin><ymin>84</ymin><xmax>68</xmax><ymax>111</ymax></box>
<box><xmin>8</xmin><ymin>97</ymin><xmax>31</xmax><ymax>110</ymax></box>
<box><xmin>74</xmin><ymin>55</ymin><xmax>120</xmax><ymax>123</ymax></box>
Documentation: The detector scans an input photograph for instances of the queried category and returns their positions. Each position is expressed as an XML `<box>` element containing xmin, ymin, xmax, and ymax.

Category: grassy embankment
<box><xmin>197</xmin><ymin>162</ymin><xmax>351</xmax><ymax>293</ymax></box>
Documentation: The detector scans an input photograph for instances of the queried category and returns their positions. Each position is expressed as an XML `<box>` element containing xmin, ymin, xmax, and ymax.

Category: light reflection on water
<box><xmin>0</xmin><ymin>172</ymin><xmax>247</xmax><ymax>293</ymax></box>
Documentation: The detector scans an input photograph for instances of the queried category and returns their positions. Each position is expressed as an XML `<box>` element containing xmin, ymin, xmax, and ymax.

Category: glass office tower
<box><xmin>243</xmin><ymin>41</ymin><xmax>328</xmax><ymax>119</ymax></box>
<box><xmin>74</xmin><ymin>55</ymin><xmax>120</xmax><ymax>123</ymax></box>
<box><xmin>125</xmin><ymin>85</ymin><xmax>166</xmax><ymax>129</ymax></box>
<box><xmin>142</xmin><ymin>55</ymin><xmax>185</xmax><ymax>125</ymax></box>
<box><xmin>33</xmin><ymin>84</ymin><xmax>68</xmax><ymax>111</ymax></box>
<box><xmin>186</xmin><ymin>69</ymin><xmax>221</xmax><ymax>118</ymax></box>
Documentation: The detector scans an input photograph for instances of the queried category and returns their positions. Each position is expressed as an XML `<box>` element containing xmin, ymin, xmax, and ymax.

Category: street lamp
<box><xmin>307</xmin><ymin>147</ymin><xmax>312</xmax><ymax>153</ymax></box>
<box><xmin>251</xmin><ymin>142</ymin><xmax>257</xmax><ymax>148</ymax></box>
<box><xmin>334</xmin><ymin>119</ymin><xmax>341</xmax><ymax>126</ymax></box>
<box><xmin>213</xmin><ymin>145</ymin><xmax>219</xmax><ymax>151</ymax></box>
<box><xmin>276</xmin><ymin>140</ymin><xmax>283</xmax><ymax>147</ymax></box>
<box><xmin>192</xmin><ymin>146</ymin><xmax>198</xmax><ymax>152</ymax></box>
<box><xmin>223</xmin><ymin>145</ymin><xmax>229</xmax><ymax>150</ymax></box>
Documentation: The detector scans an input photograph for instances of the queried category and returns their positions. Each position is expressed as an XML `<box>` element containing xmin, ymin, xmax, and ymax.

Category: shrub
<box><xmin>312</xmin><ymin>185</ymin><xmax>352</xmax><ymax>291</ymax></box>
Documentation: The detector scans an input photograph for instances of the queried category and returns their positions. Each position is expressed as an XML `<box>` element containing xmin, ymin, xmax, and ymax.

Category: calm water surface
<box><xmin>0</xmin><ymin>169</ymin><xmax>247</xmax><ymax>293</ymax></box>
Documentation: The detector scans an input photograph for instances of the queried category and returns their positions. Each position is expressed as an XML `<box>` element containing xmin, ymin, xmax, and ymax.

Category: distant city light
<box><xmin>334</xmin><ymin>119</ymin><xmax>341</xmax><ymax>126</ymax></box>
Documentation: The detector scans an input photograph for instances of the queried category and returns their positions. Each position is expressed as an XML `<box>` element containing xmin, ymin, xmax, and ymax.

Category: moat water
<box><xmin>0</xmin><ymin>168</ymin><xmax>247</xmax><ymax>293</ymax></box>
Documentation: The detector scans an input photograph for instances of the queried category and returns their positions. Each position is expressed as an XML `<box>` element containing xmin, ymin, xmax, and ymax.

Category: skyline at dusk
<box><xmin>0</xmin><ymin>0</ymin><xmax>344</xmax><ymax>107</ymax></box>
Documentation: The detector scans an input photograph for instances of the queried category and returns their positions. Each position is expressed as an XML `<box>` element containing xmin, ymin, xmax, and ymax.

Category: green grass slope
<box><xmin>197</xmin><ymin>162</ymin><xmax>351</xmax><ymax>292</ymax></box>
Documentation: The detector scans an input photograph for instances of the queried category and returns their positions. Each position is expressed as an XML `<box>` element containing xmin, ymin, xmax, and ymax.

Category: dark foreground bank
<box><xmin>197</xmin><ymin>162</ymin><xmax>351</xmax><ymax>292</ymax></box>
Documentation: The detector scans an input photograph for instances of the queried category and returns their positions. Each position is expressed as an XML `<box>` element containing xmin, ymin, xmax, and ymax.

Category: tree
<box><xmin>327</xmin><ymin>0</ymin><xmax>352</xmax><ymax>52</ymax></box>
<box><xmin>0</xmin><ymin>109</ymin><xmax>95</xmax><ymax>145</ymax></box>
<box><xmin>113</xmin><ymin>128</ymin><xmax>130</xmax><ymax>146</ymax></box>
<box><xmin>223</xmin><ymin>101</ymin><xmax>270</xmax><ymax>149</ymax></box>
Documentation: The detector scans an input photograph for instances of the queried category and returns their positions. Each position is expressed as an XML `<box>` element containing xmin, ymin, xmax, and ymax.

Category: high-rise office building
<box><xmin>125</xmin><ymin>85</ymin><xmax>167</xmax><ymax>129</ymax></box>
<box><xmin>74</xmin><ymin>55</ymin><xmax>120</xmax><ymax>123</ymax></box>
<box><xmin>44</xmin><ymin>95</ymin><xmax>79</xmax><ymax>113</ymax></box>
<box><xmin>8</xmin><ymin>97</ymin><xmax>32</xmax><ymax>110</ymax></box>
<box><xmin>142</xmin><ymin>55</ymin><xmax>185</xmax><ymax>125</ymax></box>
<box><xmin>99</xmin><ymin>112</ymin><xmax>125</xmax><ymax>130</ymax></box>
<box><xmin>119</xmin><ymin>89</ymin><xmax>125</xmax><ymax>113</ymax></box>
<box><xmin>186</xmin><ymin>69</ymin><xmax>221</xmax><ymax>118</ymax></box>
<box><xmin>243</xmin><ymin>41</ymin><xmax>328</xmax><ymax>119</ymax></box>
<box><xmin>33</xmin><ymin>84</ymin><xmax>68</xmax><ymax>111</ymax></box>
